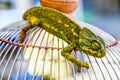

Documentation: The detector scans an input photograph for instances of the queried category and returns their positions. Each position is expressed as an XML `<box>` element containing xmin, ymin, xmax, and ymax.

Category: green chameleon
<box><xmin>19</xmin><ymin>6</ymin><xmax>106</xmax><ymax>72</ymax></box>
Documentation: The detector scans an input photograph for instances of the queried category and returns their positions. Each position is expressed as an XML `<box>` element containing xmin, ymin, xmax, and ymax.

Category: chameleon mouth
<box><xmin>81</xmin><ymin>46</ymin><xmax>106</xmax><ymax>58</ymax></box>
<box><xmin>79</xmin><ymin>38</ymin><xmax>106</xmax><ymax>58</ymax></box>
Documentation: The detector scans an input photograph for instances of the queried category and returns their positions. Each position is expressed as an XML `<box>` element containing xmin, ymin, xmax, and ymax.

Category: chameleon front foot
<box><xmin>76</xmin><ymin>62</ymin><xmax>89</xmax><ymax>73</ymax></box>
<box><xmin>61</xmin><ymin>42</ymin><xmax>89</xmax><ymax>73</ymax></box>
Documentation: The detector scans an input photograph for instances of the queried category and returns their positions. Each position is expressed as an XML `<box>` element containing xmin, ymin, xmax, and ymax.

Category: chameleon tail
<box><xmin>19</xmin><ymin>24</ymin><xmax>33</xmax><ymax>43</ymax></box>
<box><xmin>19</xmin><ymin>16</ymin><xmax>40</xmax><ymax>43</ymax></box>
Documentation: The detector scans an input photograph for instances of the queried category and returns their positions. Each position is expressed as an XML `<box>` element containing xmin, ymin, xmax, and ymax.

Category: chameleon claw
<box><xmin>76</xmin><ymin>66</ymin><xmax>81</xmax><ymax>73</ymax></box>
<box><xmin>76</xmin><ymin>62</ymin><xmax>89</xmax><ymax>73</ymax></box>
<box><xmin>81</xmin><ymin>62</ymin><xmax>89</xmax><ymax>69</ymax></box>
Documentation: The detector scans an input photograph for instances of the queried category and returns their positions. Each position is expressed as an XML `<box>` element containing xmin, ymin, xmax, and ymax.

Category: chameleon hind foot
<box><xmin>76</xmin><ymin>62</ymin><xmax>89</xmax><ymax>73</ymax></box>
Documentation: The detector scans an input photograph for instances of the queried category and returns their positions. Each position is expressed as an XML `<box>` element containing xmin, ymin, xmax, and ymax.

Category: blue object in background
<box><xmin>10</xmin><ymin>71</ymin><xmax>25</xmax><ymax>80</ymax></box>
<box><xmin>10</xmin><ymin>72</ymin><xmax>41</xmax><ymax>80</ymax></box>
<box><xmin>26</xmin><ymin>73</ymin><xmax>41</xmax><ymax>80</ymax></box>
<box><xmin>82</xmin><ymin>0</ymin><xmax>120</xmax><ymax>38</ymax></box>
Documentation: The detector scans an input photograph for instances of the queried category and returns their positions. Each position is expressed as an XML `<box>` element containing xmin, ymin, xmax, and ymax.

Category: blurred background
<box><xmin>0</xmin><ymin>0</ymin><xmax>120</xmax><ymax>38</ymax></box>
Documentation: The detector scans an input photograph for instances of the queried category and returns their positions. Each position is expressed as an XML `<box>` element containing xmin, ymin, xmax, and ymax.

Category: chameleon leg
<box><xmin>61</xmin><ymin>42</ymin><xmax>89</xmax><ymax>72</ymax></box>
<box><xmin>19</xmin><ymin>24</ymin><xmax>33</xmax><ymax>43</ymax></box>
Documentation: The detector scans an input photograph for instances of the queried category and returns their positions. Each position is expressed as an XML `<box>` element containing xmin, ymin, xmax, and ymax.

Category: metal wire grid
<box><xmin>0</xmin><ymin>21</ymin><xmax>120</xmax><ymax>80</ymax></box>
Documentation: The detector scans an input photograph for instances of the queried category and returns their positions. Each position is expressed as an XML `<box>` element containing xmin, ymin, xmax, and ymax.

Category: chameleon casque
<box><xmin>19</xmin><ymin>6</ymin><xmax>106</xmax><ymax>72</ymax></box>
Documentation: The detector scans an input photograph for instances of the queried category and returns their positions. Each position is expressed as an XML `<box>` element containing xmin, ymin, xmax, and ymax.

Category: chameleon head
<box><xmin>78</xmin><ymin>27</ymin><xmax>106</xmax><ymax>58</ymax></box>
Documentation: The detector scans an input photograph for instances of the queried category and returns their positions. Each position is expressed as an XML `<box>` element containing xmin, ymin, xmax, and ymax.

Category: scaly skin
<box><xmin>19</xmin><ymin>6</ymin><xmax>106</xmax><ymax>72</ymax></box>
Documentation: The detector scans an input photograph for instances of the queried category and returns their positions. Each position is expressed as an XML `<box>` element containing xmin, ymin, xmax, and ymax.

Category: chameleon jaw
<box><xmin>80</xmin><ymin>47</ymin><xmax>105</xmax><ymax>58</ymax></box>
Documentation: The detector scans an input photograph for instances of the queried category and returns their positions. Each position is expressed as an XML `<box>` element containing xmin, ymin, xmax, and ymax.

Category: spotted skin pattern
<box><xmin>20</xmin><ymin>6</ymin><xmax>106</xmax><ymax>72</ymax></box>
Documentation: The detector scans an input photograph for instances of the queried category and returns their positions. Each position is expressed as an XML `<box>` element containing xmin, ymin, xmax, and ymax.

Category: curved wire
<box><xmin>0</xmin><ymin>35</ymin><xmax>119</xmax><ymax>50</ymax></box>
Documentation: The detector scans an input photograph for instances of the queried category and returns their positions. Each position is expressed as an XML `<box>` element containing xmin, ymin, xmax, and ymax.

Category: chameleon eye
<box><xmin>91</xmin><ymin>40</ymin><xmax>101</xmax><ymax>50</ymax></box>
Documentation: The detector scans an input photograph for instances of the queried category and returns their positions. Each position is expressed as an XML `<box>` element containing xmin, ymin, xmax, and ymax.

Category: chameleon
<box><xmin>0</xmin><ymin>6</ymin><xmax>118</xmax><ymax>72</ymax></box>
<box><xmin>1</xmin><ymin>6</ymin><xmax>119</xmax><ymax>73</ymax></box>
<box><xmin>18</xmin><ymin>6</ymin><xmax>106</xmax><ymax>72</ymax></box>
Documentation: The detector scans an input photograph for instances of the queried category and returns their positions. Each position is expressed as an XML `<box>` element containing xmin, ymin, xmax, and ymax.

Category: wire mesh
<box><xmin>0</xmin><ymin>21</ymin><xmax>120</xmax><ymax>80</ymax></box>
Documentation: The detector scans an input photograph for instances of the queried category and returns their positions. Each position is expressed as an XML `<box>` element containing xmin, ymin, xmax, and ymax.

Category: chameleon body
<box><xmin>20</xmin><ymin>6</ymin><xmax>106</xmax><ymax>72</ymax></box>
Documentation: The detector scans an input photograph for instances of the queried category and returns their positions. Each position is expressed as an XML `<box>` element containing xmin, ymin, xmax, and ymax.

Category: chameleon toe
<box><xmin>81</xmin><ymin>62</ymin><xmax>89</xmax><ymax>69</ymax></box>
